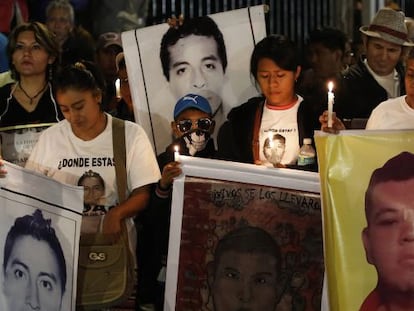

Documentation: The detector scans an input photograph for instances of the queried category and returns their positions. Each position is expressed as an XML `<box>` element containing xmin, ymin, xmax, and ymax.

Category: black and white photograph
<box><xmin>122</xmin><ymin>5</ymin><xmax>267</xmax><ymax>153</ymax></box>
<box><xmin>0</xmin><ymin>162</ymin><xmax>83</xmax><ymax>311</ymax></box>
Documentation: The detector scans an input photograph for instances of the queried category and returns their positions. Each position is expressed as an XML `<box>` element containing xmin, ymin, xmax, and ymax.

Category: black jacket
<box><xmin>335</xmin><ymin>57</ymin><xmax>405</xmax><ymax>120</ymax></box>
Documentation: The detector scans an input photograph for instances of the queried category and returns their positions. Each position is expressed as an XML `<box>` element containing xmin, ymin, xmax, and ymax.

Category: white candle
<box><xmin>174</xmin><ymin>145</ymin><xmax>180</xmax><ymax>162</ymax></box>
<box><xmin>115</xmin><ymin>78</ymin><xmax>121</xmax><ymax>98</ymax></box>
<box><xmin>327</xmin><ymin>81</ymin><xmax>335</xmax><ymax>128</ymax></box>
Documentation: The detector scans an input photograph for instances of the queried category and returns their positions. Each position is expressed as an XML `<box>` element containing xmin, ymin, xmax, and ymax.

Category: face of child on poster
<box><xmin>160</xmin><ymin>16</ymin><xmax>228</xmax><ymax>119</ymax></box>
<box><xmin>207</xmin><ymin>226</ymin><xmax>281</xmax><ymax>311</ymax></box>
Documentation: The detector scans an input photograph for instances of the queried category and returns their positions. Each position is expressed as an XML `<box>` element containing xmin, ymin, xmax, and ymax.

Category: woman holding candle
<box><xmin>217</xmin><ymin>34</ymin><xmax>319</xmax><ymax>169</ymax></box>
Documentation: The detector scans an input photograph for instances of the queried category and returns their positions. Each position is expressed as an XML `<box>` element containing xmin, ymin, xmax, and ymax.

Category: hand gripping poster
<box><xmin>0</xmin><ymin>161</ymin><xmax>83</xmax><ymax>311</ymax></box>
<box><xmin>122</xmin><ymin>5</ymin><xmax>267</xmax><ymax>154</ymax></box>
<box><xmin>165</xmin><ymin>156</ymin><xmax>324</xmax><ymax>311</ymax></box>
<box><xmin>315</xmin><ymin>130</ymin><xmax>414</xmax><ymax>311</ymax></box>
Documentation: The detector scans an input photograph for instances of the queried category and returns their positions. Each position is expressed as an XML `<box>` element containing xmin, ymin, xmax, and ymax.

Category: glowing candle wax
<box><xmin>174</xmin><ymin>145</ymin><xmax>180</xmax><ymax>162</ymax></box>
<box><xmin>327</xmin><ymin>81</ymin><xmax>335</xmax><ymax>128</ymax></box>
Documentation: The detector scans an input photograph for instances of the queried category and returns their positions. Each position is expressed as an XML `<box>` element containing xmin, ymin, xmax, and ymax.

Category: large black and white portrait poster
<box><xmin>0</xmin><ymin>162</ymin><xmax>83</xmax><ymax>311</ymax></box>
<box><xmin>122</xmin><ymin>5</ymin><xmax>267</xmax><ymax>154</ymax></box>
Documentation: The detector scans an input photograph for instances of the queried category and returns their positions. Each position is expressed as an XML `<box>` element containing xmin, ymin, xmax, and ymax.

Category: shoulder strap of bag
<box><xmin>112</xmin><ymin>117</ymin><xmax>127</xmax><ymax>203</ymax></box>
<box><xmin>252</xmin><ymin>100</ymin><xmax>264</xmax><ymax>164</ymax></box>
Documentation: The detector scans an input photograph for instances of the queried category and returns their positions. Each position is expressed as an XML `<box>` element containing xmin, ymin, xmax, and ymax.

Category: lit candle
<box><xmin>115</xmin><ymin>78</ymin><xmax>121</xmax><ymax>99</ymax></box>
<box><xmin>174</xmin><ymin>145</ymin><xmax>180</xmax><ymax>162</ymax></box>
<box><xmin>327</xmin><ymin>81</ymin><xmax>335</xmax><ymax>128</ymax></box>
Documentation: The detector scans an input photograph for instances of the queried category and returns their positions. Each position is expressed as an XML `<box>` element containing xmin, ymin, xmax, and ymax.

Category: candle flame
<box><xmin>174</xmin><ymin>145</ymin><xmax>179</xmax><ymax>153</ymax></box>
<box><xmin>328</xmin><ymin>81</ymin><xmax>334</xmax><ymax>92</ymax></box>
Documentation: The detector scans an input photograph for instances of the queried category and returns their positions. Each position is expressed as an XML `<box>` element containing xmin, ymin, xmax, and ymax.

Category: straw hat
<box><xmin>360</xmin><ymin>8</ymin><xmax>414</xmax><ymax>46</ymax></box>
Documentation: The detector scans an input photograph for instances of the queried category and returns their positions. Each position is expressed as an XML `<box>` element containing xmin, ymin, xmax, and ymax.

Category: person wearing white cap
<box><xmin>332</xmin><ymin>8</ymin><xmax>414</xmax><ymax>127</ymax></box>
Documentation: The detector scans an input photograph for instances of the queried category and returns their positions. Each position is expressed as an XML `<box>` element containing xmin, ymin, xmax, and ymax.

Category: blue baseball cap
<box><xmin>173</xmin><ymin>94</ymin><xmax>212</xmax><ymax>119</ymax></box>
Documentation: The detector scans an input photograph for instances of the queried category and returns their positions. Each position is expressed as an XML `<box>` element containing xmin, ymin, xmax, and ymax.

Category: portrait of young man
<box><xmin>361</xmin><ymin>151</ymin><xmax>414</xmax><ymax>310</ymax></box>
<box><xmin>2</xmin><ymin>209</ymin><xmax>66</xmax><ymax>311</ymax></box>
<box><xmin>160</xmin><ymin>15</ymin><xmax>227</xmax><ymax>125</ymax></box>
<box><xmin>122</xmin><ymin>6</ymin><xmax>267</xmax><ymax>153</ymax></box>
<box><xmin>207</xmin><ymin>226</ymin><xmax>282</xmax><ymax>311</ymax></box>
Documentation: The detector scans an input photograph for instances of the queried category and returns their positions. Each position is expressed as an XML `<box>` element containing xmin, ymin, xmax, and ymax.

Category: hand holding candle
<box><xmin>174</xmin><ymin>145</ymin><xmax>180</xmax><ymax>162</ymax></box>
<box><xmin>327</xmin><ymin>81</ymin><xmax>335</xmax><ymax>128</ymax></box>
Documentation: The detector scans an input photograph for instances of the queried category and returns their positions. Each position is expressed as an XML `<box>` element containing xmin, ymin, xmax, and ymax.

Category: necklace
<box><xmin>18</xmin><ymin>82</ymin><xmax>48</xmax><ymax>105</ymax></box>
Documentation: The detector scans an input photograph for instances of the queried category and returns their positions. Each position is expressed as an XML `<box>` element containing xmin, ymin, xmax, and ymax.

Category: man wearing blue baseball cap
<box><xmin>136</xmin><ymin>93</ymin><xmax>217</xmax><ymax>310</ymax></box>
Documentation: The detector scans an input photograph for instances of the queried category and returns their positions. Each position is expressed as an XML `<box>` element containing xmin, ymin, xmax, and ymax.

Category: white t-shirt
<box><xmin>259</xmin><ymin>96</ymin><xmax>301</xmax><ymax>166</ymax></box>
<box><xmin>366</xmin><ymin>96</ymin><xmax>414</xmax><ymax>130</ymax></box>
<box><xmin>26</xmin><ymin>114</ymin><xmax>161</xmax><ymax>253</ymax></box>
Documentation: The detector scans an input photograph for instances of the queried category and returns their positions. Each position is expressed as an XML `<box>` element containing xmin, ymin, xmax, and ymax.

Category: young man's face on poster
<box><xmin>80</xmin><ymin>176</ymin><xmax>105</xmax><ymax>205</ymax></box>
<box><xmin>211</xmin><ymin>250</ymin><xmax>279</xmax><ymax>311</ymax></box>
<box><xmin>3</xmin><ymin>235</ymin><xmax>64</xmax><ymax>311</ymax></box>
<box><xmin>363</xmin><ymin>178</ymin><xmax>414</xmax><ymax>294</ymax></box>
<box><xmin>167</xmin><ymin>34</ymin><xmax>225</xmax><ymax>114</ymax></box>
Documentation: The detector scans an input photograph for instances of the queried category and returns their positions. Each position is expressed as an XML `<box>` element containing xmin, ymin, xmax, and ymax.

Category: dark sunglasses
<box><xmin>176</xmin><ymin>118</ymin><xmax>213</xmax><ymax>133</ymax></box>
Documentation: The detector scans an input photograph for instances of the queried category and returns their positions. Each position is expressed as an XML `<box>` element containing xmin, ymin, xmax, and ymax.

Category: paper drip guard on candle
<box><xmin>174</xmin><ymin>145</ymin><xmax>180</xmax><ymax>161</ymax></box>
<box><xmin>327</xmin><ymin>81</ymin><xmax>335</xmax><ymax>128</ymax></box>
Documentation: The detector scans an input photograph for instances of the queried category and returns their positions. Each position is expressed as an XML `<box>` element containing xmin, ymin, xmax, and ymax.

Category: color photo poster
<box><xmin>315</xmin><ymin>130</ymin><xmax>414</xmax><ymax>311</ymax></box>
<box><xmin>122</xmin><ymin>5</ymin><xmax>267</xmax><ymax>154</ymax></box>
<box><xmin>165</xmin><ymin>157</ymin><xmax>323</xmax><ymax>311</ymax></box>
<box><xmin>0</xmin><ymin>161</ymin><xmax>83</xmax><ymax>311</ymax></box>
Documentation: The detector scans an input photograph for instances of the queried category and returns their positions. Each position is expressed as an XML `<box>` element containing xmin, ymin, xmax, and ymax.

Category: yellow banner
<box><xmin>315</xmin><ymin>130</ymin><xmax>414</xmax><ymax>311</ymax></box>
